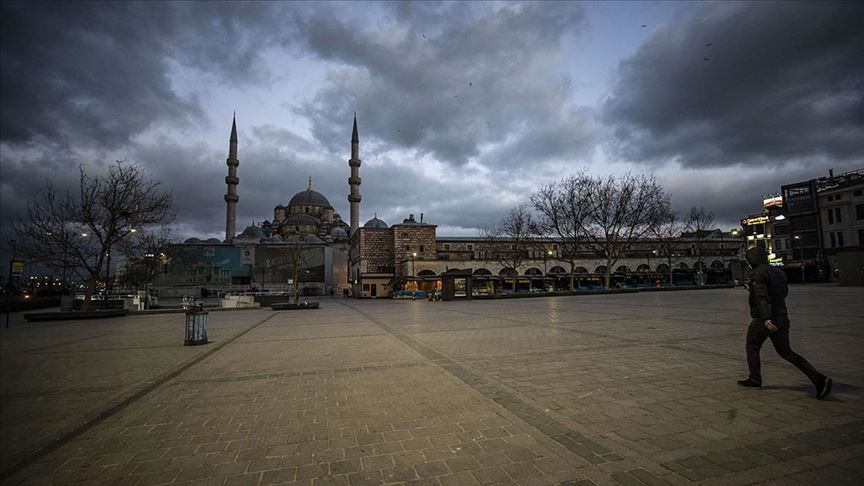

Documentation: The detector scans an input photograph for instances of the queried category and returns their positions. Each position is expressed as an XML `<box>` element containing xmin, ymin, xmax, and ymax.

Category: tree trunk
<box><xmin>511</xmin><ymin>273</ymin><xmax>517</xmax><ymax>293</ymax></box>
<box><xmin>293</xmin><ymin>264</ymin><xmax>300</xmax><ymax>304</ymax></box>
<box><xmin>81</xmin><ymin>274</ymin><xmax>97</xmax><ymax>311</ymax></box>
<box><xmin>667</xmin><ymin>255</ymin><xmax>673</xmax><ymax>287</ymax></box>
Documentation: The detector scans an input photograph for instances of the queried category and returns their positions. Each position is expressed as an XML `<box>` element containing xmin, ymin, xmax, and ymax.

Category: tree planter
<box><xmin>24</xmin><ymin>309</ymin><xmax>128</xmax><ymax>322</ymax></box>
<box><xmin>271</xmin><ymin>302</ymin><xmax>319</xmax><ymax>310</ymax></box>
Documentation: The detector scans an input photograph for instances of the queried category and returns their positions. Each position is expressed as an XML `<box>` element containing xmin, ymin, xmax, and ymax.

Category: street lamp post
<box><xmin>411</xmin><ymin>252</ymin><xmax>417</xmax><ymax>277</ymax></box>
<box><xmin>793</xmin><ymin>235</ymin><xmax>804</xmax><ymax>284</ymax></box>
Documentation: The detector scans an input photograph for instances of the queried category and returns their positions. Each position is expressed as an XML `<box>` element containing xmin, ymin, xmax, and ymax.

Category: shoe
<box><xmin>816</xmin><ymin>376</ymin><xmax>833</xmax><ymax>400</ymax></box>
<box><xmin>737</xmin><ymin>379</ymin><xmax>761</xmax><ymax>388</ymax></box>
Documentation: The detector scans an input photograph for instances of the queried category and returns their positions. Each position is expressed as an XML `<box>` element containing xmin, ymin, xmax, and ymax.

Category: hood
<box><xmin>745</xmin><ymin>246</ymin><xmax>769</xmax><ymax>268</ymax></box>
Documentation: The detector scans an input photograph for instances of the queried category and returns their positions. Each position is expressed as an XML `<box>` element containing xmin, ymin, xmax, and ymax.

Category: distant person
<box><xmin>738</xmin><ymin>247</ymin><xmax>832</xmax><ymax>399</ymax></box>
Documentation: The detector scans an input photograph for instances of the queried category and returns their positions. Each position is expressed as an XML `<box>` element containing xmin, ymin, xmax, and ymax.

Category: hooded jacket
<box><xmin>746</xmin><ymin>246</ymin><xmax>788</xmax><ymax>320</ymax></box>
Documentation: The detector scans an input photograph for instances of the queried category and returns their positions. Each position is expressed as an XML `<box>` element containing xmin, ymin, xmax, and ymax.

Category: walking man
<box><xmin>738</xmin><ymin>247</ymin><xmax>832</xmax><ymax>399</ymax></box>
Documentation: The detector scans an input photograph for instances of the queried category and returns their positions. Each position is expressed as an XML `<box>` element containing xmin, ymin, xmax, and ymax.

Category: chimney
<box><xmin>420</xmin><ymin>213</ymin><xmax>424</xmax><ymax>223</ymax></box>
<box><xmin>829</xmin><ymin>168</ymin><xmax>834</xmax><ymax>179</ymax></box>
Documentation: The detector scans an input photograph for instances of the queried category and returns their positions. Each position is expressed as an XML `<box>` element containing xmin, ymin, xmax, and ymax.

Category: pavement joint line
<box><xmin>234</xmin><ymin>332</ymin><xmax>389</xmax><ymax>344</ymax></box>
<box><xmin>335</xmin><ymin>300</ymin><xmax>616</xmax><ymax>466</ymax></box>
<box><xmin>0</xmin><ymin>311</ymin><xmax>278</xmax><ymax>483</ymax></box>
<box><xmin>166</xmin><ymin>361</ymin><xmax>430</xmax><ymax>385</ymax></box>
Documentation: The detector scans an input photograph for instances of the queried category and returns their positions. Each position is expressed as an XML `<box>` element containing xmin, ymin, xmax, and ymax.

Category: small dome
<box><xmin>330</xmin><ymin>227</ymin><xmax>348</xmax><ymax>238</ymax></box>
<box><xmin>184</xmin><ymin>237</ymin><xmax>202</xmax><ymax>244</ymax></box>
<box><xmin>205</xmin><ymin>238</ymin><xmax>221</xmax><ymax>244</ymax></box>
<box><xmin>285</xmin><ymin>214</ymin><xmax>318</xmax><ymax>226</ymax></box>
<box><xmin>305</xmin><ymin>234</ymin><xmax>324</xmax><ymax>244</ymax></box>
<box><xmin>237</xmin><ymin>225</ymin><xmax>266</xmax><ymax>240</ymax></box>
<box><xmin>274</xmin><ymin>204</ymin><xmax>285</xmax><ymax>210</ymax></box>
<box><xmin>364</xmin><ymin>216</ymin><xmax>389</xmax><ymax>228</ymax></box>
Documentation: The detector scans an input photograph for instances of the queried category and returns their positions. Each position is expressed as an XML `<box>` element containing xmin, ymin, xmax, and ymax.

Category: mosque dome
<box><xmin>364</xmin><ymin>215</ymin><xmax>388</xmax><ymax>228</ymax></box>
<box><xmin>205</xmin><ymin>238</ymin><xmax>221</xmax><ymax>244</ymax></box>
<box><xmin>184</xmin><ymin>237</ymin><xmax>202</xmax><ymax>244</ymax></box>
<box><xmin>288</xmin><ymin>185</ymin><xmax>332</xmax><ymax>209</ymax></box>
<box><xmin>237</xmin><ymin>225</ymin><xmax>266</xmax><ymax>240</ymax></box>
<box><xmin>330</xmin><ymin>227</ymin><xmax>348</xmax><ymax>238</ymax></box>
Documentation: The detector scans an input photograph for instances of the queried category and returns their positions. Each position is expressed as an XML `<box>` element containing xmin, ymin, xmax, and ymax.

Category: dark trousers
<box><xmin>746</xmin><ymin>318</ymin><xmax>822</xmax><ymax>385</ymax></box>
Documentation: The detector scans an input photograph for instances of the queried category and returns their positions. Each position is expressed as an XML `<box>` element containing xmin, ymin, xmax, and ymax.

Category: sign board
<box><xmin>741</xmin><ymin>215</ymin><xmax>769</xmax><ymax>226</ymax></box>
<box><xmin>763</xmin><ymin>196</ymin><xmax>783</xmax><ymax>209</ymax></box>
<box><xmin>10</xmin><ymin>260</ymin><xmax>24</xmax><ymax>277</ymax></box>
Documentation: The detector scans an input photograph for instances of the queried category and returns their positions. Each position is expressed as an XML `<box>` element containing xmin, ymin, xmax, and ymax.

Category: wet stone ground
<box><xmin>1</xmin><ymin>286</ymin><xmax>862</xmax><ymax>485</ymax></box>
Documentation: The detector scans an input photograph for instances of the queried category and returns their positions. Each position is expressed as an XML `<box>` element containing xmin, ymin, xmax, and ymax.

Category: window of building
<box><xmin>854</xmin><ymin>189</ymin><xmax>862</xmax><ymax>197</ymax></box>
<box><xmin>404</xmin><ymin>245</ymin><xmax>410</xmax><ymax>251</ymax></box>
<box><xmin>419</xmin><ymin>245</ymin><xmax>424</xmax><ymax>252</ymax></box>
<box><xmin>858</xmin><ymin>229</ymin><xmax>864</xmax><ymax>245</ymax></box>
<box><xmin>826</xmin><ymin>195</ymin><xmax>833</xmax><ymax>202</ymax></box>
<box><xmin>836</xmin><ymin>194</ymin><xmax>842</xmax><ymax>200</ymax></box>
<box><xmin>443</xmin><ymin>243</ymin><xmax>450</xmax><ymax>250</ymax></box>
<box><xmin>511</xmin><ymin>244</ymin><xmax>517</xmax><ymax>250</ymax></box>
<box><xmin>856</xmin><ymin>204</ymin><xmax>864</xmax><ymax>220</ymax></box>
<box><xmin>827</xmin><ymin>209</ymin><xmax>834</xmax><ymax>224</ymax></box>
<box><xmin>363</xmin><ymin>284</ymin><xmax>370</xmax><ymax>291</ymax></box>
<box><xmin>467</xmin><ymin>244</ymin><xmax>474</xmax><ymax>251</ymax></box>
<box><xmin>775</xmin><ymin>239</ymin><xmax>782</xmax><ymax>251</ymax></box>
<box><xmin>835</xmin><ymin>207</ymin><xmax>842</xmax><ymax>223</ymax></box>
<box><xmin>838</xmin><ymin>232</ymin><xmax>844</xmax><ymax>247</ymax></box>
<box><xmin>830</xmin><ymin>232</ymin><xmax>836</xmax><ymax>248</ymax></box>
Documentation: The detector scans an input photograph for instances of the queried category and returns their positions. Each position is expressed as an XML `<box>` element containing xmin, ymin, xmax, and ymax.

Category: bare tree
<box><xmin>582</xmin><ymin>173</ymin><xmax>668</xmax><ymax>289</ymax></box>
<box><xmin>685</xmin><ymin>206</ymin><xmax>715</xmax><ymax>286</ymax></box>
<box><xmin>481</xmin><ymin>205</ymin><xmax>535</xmax><ymax>293</ymax></box>
<box><xmin>116</xmin><ymin>228</ymin><xmax>172</xmax><ymax>298</ymax></box>
<box><xmin>14</xmin><ymin>162</ymin><xmax>174</xmax><ymax>310</ymax></box>
<box><xmin>531</xmin><ymin>173</ymin><xmax>592</xmax><ymax>291</ymax></box>
<box><xmin>285</xmin><ymin>234</ymin><xmax>317</xmax><ymax>304</ymax></box>
<box><xmin>651</xmin><ymin>204</ymin><xmax>685</xmax><ymax>287</ymax></box>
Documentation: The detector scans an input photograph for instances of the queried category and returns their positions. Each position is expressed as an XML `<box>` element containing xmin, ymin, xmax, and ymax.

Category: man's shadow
<box><xmin>761</xmin><ymin>381</ymin><xmax>858</xmax><ymax>402</ymax></box>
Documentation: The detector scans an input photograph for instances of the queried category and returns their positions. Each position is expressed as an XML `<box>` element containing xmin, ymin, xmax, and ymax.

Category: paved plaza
<box><xmin>1</xmin><ymin>286</ymin><xmax>863</xmax><ymax>486</ymax></box>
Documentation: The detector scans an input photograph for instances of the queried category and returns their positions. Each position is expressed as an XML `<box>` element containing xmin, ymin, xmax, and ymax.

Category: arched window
<box><xmin>636</xmin><ymin>264</ymin><xmax>651</xmax><ymax>273</ymax></box>
<box><xmin>595</xmin><ymin>265</ymin><xmax>607</xmax><ymax>274</ymax></box>
<box><xmin>499</xmin><ymin>268</ymin><xmax>517</xmax><ymax>276</ymax></box>
<box><xmin>549</xmin><ymin>266</ymin><xmax>567</xmax><ymax>274</ymax></box>
<box><xmin>616</xmin><ymin>265</ymin><xmax>629</xmax><ymax>273</ymax></box>
<box><xmin>524</xmin><ymin>268</ymin><xmax>543</xmax><ymax>276</ymax></box>
<box><xmin>677</xmin><ymin>262</ymin><xmax>689</xmax><ymax>270</ymax></box>
<box><xmin>656</xmin><ymin>263</ymin><xmax>670</xmax><ymax>273</ymax></box>
<box><xmin>473</xmin><ymin>268</ymin><xmax>492</xmax><ymax>275</ymax></box>
<box><xmin>417</xmin><ymin>269</ymin><xmax>436</xmax><ymax>277</ymax></box>
<box><xmin>711</xmin><ymin>260</ymin><xmax>724</xmax><ymax>270</ymax></box>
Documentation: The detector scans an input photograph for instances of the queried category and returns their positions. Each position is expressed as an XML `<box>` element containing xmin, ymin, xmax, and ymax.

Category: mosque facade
<box><xmin>154</xmin><ymin>115</ymin><xmax>746</xmax><ymax>298</ymax></box>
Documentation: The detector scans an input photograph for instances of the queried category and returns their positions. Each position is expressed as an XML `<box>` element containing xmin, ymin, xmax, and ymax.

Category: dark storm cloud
<box><xmin>0</xmin><ymin>1</ymin><xmax>291</xmax><ymax>149</ymax></box>
<box><xmin>295</xmin><ymin>2</ymin><xmax>589</xmax><ymax>167</ymax></box>
<box><xmin>603</xmin><ymin>2</ymin><xmax>864</xmax><ymax>167</ymax></box>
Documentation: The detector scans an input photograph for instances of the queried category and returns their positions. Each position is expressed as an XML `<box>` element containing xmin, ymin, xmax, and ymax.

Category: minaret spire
<box><xmin>348</xmin><ymin>112</ymin><xmax>362</xmax><ymax>233</ymax></box>
<box><xmin>224</xmin><ymin>114</ymin><xmax>240</xmax><ymax>242</ymax></box>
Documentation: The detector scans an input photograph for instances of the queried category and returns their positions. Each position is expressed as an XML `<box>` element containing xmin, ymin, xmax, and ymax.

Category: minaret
<box><xmin>224</xmin><ymin>114</ymin><xmax>239</xmax><ymax>242</ymax></box>
<box><xmin>348</xmin><ymin>112</ymin><xmax>362</xmax><ymax>233</ymax></box>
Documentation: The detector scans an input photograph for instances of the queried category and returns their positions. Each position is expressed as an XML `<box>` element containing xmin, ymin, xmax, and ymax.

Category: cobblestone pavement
<box><xmin>1</xmin><ymin>286</ymin><xmax>863</xmax><ymax>485</ymax></box>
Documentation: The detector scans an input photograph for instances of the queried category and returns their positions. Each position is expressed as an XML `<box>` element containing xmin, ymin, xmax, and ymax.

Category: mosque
<box><xmin>154</xmin><ymin>115</ymin><xmax>745</xmax><ymax>298</ymax></box>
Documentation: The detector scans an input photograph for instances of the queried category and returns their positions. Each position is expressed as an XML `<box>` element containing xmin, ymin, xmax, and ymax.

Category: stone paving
<box><xmin>1</xmin><ymin>286</ymin><xmax>863</xmax><ymax>485</ymax></box>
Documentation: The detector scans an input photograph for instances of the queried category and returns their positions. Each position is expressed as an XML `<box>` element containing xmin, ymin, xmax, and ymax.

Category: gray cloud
<box><xmin>0</xmin><ymin>1</ymin><xmax>292</xmax><ymax>149</ymax></box>
<box><xmin>295</xmin><ymin>2</ymin><xmax>588</xmax><ymax>167</ymax></box>
<box><xmin>603</xmin><ymin>2</ymin><xmax>864</xmax><ymax>167</ymax></box>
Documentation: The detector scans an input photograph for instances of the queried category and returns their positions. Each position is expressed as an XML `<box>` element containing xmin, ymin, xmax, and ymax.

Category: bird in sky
<box><xmin>706</xmin><ymin>42</ymin><xmax>713</xmax><ymax>46</ymax></box>
<box><xmin>641</xmin><ymin>24</ymin><xmax>647</xmax><ymax>28</ymax></box>
<box><xmin>703</xmin><ymin>57</ymin><xmax>709</xmax><ymax>61</ymax></box>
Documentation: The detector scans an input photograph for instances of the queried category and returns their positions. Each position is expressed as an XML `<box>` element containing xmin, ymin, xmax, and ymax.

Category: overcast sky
<box><xmin>1</xmin><ymin>1</ymin><xmax>862</xmax><ymax>255</ymax></box>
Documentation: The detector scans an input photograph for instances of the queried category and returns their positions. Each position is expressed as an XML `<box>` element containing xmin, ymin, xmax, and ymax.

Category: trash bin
<box><xmin>184</xmin><ymin>302</ymin><xmax>208</xmax><ymax>346</ymax></box>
